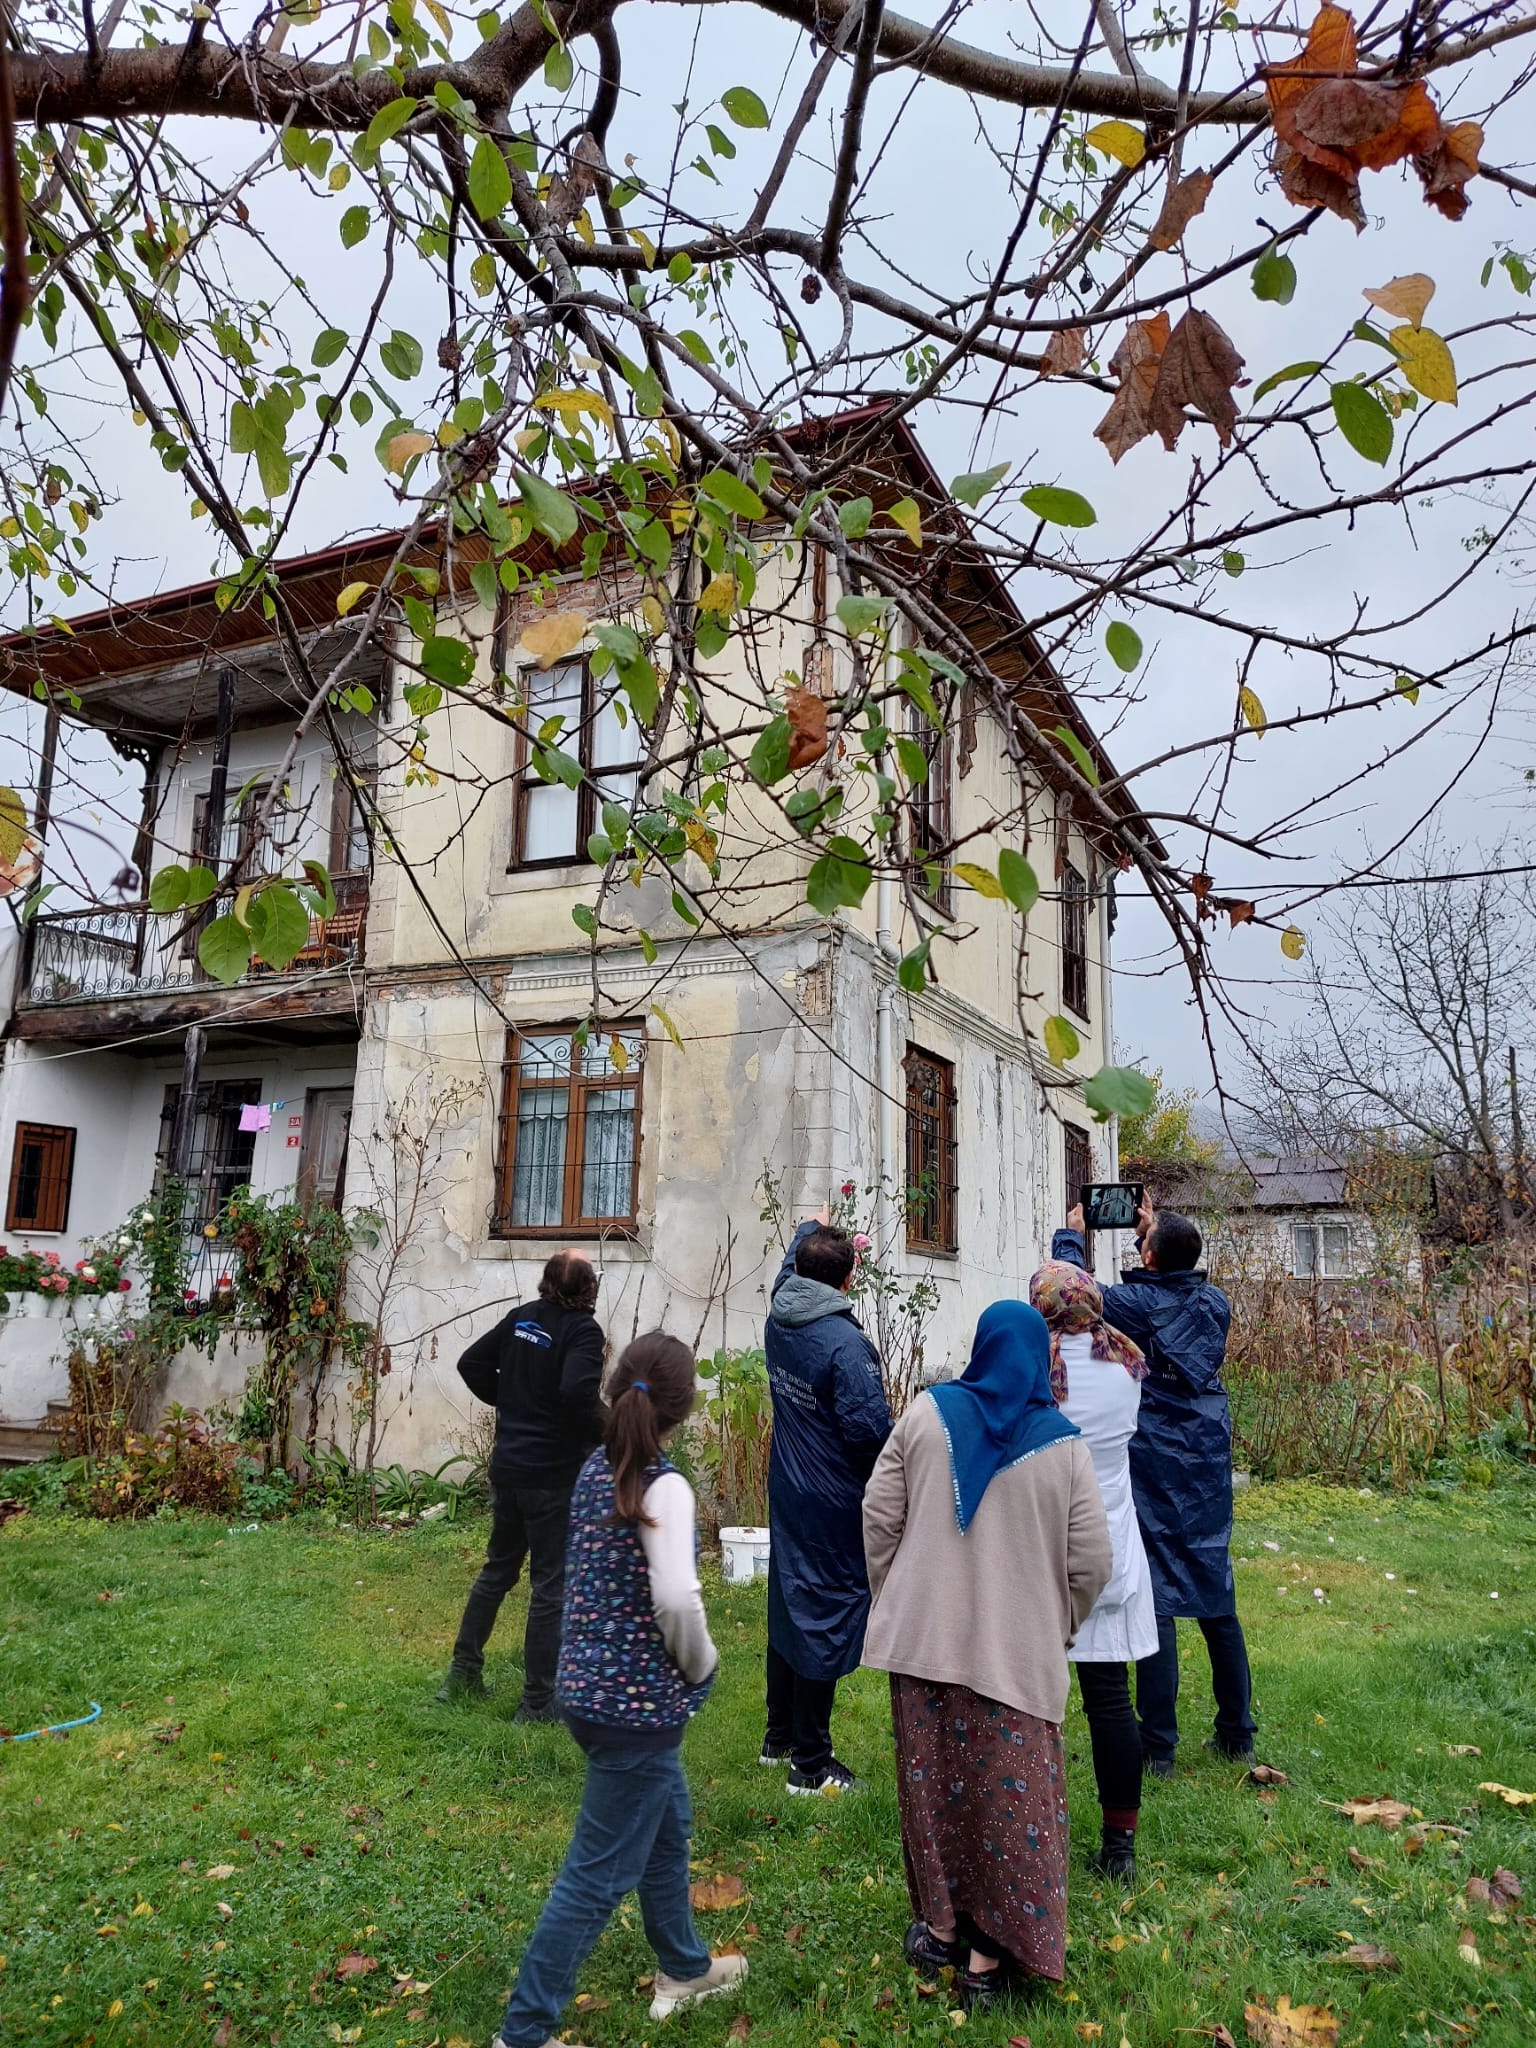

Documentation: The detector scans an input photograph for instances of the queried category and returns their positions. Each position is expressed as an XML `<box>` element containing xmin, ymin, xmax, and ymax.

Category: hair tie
<box><xmin>631</xmin><ymin>1380</ymin><xmax>649</xmax><ymax>1395</ymax></box>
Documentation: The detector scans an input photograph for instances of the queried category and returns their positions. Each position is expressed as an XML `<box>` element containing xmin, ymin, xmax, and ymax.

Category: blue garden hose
<box><xmin>1</xmin><ymin>1702</ymin><xmax>102</xmax><ymax>1743</ymax></box>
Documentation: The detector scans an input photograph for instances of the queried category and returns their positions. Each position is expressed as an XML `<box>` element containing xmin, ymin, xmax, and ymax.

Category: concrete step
<box><xmin>0</xmin><ymin>1420</ymin><xmax>65</xmax><ymax>1465</ymax></box>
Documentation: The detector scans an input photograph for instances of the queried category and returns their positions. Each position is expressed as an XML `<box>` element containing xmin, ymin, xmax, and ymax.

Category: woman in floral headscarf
<box><xmin>1029</xmin><ymin>1260</ymin><xmax>1154</xmax><ymax>1885</ymax></box>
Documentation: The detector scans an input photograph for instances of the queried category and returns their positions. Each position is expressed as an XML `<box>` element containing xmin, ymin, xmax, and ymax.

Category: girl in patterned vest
<box><xmin>490</xmin><ymin>1331</ymin><xmax>748</xmax><ymax>2048</ymax></box>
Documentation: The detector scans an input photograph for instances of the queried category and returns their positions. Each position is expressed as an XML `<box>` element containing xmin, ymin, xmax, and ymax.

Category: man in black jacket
<box><xmin>436</xmin><ymin>1251</ymin><xmax>606</xmax><ymax>1717</ymax></box>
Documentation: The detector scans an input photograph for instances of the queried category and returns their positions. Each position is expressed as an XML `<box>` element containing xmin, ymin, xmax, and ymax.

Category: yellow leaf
<box><xmin>70</xmin><ymin>500</ymin><xmax>91</xmax><ymax>533</ymax></box>
<box><xmin>336</xmin><ymin>581</ymin><xmax>372</xmax><ymax>617</ymax></box>
<box><xmin>108</xmin><ymin>1999</ymin><xmax>124</xmax><ymax>2019</ymax></box>
<box><xmin>1390</xmin><ymin>325</ymin><xmax>1457</xmax><ymax>405</ymax></box>
<box><xmin>698</xmin><ymin>572</ymin><xmax>737</xmax><ymax>616</ymax></box>
<box><xmin>641</xmin><ymin>594</ymin><xmax>666</xmax><ymax>638</ymax></box>
<box><xmin>385</xmin><ymin>430</ymin><xmax>433</xmax><ymax>476</ymax></box>
<box><xmin>1085</xmin><ymin>120</ymin><xmax>1145</xmax><ymax>168</ymax></box>
<box><xmin>1458</xmin><ymin>1931</ymin><xmax>1482</xmax><ymax>1968</ymax></box>
<box><xmin>1395</xmin><ymin>673</ymin><xmax>1420</xmax><ymax>705</ymax></box>
<box><xmin>608</xmin><ymin>1035</ymin><xmax>630</xmax><ymax>1073</ymax></box>
<box><xmin>232</xmin><ymin>885</ymin><xmax>254</xmax><ymax>929</ymax></box>
<box><xmin>886</xmin><ymin>496</ymin><xmax>923</xmax><ymax>549</ymax></box>
<box><xmin>1280</xmin><ymin>925</ymin><xmax>1306</xmax><ymax>961</ymax></box>
<box><xmin>951</xmin><ymin>861</ymin><xmax>1007</xmax><ymax>901</ymax></box>
<box><xmin>0</xmin><ymin>788</ymin><xmax>29</xmax><ymax>864</ymax></box>
<box><xmin>520</xmin><ymin>610</ymin><xmax>588</xmax><ymax>668</ymax></box>
<box><xmin>1239</xmin><ymin>686</ymin><xmax>1266</xmax><ymax>734</ymax></box>
<box><xmin>1044</xmin><ymin>1013</ymin><xmax>1081</xmax><ymax>1065</ymax></box>
<box><xmin>533</xmin><ymin>387</ymin><xmax>616</xmax><ymax>435</ymax></box>
<box><xmin>630</xmin><ymin>226</ymin><xmax>657</xmax><ymax>268</ymax></box>
<box><xmin>437</xmin><ymin>421</ymin><xmax>463</xmax><ymax>447</ymax></box>
<box><xmin>1362</xmin><ymin>273</ymin><xmax>1435</xmax><ymax>325</ymax></box>
<box><xmin>131</xmin><ymin>1901</ymin><xmax>154</xmax><ymax>1917</ymax></box>
<box><xmin>1479</xmin><ymin>1781</ymin><xmax>1536</xmax><ymax>1806</ymax></box>
<box><xmin>424</xmin><ymin>0</ymin><xmax>451</xmax><ymax>36</ymax></box>
<box><xmin>328</xmin><ymin>163</ymin><xmax>350</xmax><ymax>192</ymax></box>
<box><xmin>684</xmin><ymin>816</ymin><xmax>718</xmax><ymax>865</ymax></box>
<box><xmin>0</xmin><ymin>515</ymin><xmax>17</xmax><ymax>536</ymax></box>
<box><xmin>651</xmin><ymin>1003</ymin><xmax>685</xmax><ymax>1053</ymax></box>
<box><xmin>571</xmin><ymin>209</ymin><xmax>595</xmax><ymax>247</ymax></box>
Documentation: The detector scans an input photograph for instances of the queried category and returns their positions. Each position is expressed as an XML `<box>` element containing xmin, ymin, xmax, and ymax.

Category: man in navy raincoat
<box><xmin>762</xmin><ymin>1215</ymin><xmax>893</xmax><ymax>1795</ymax></box>
<box><xmin>1053</xmin><ymin>1202</ymin><xmax>1256</xmax><ymax>1775</ymax></box>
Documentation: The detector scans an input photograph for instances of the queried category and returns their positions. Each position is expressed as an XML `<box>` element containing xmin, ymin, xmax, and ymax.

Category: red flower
<box><xmin>118</xmin><ymin>1279</ymin><xmax>132</xmax><ymax>1291</ymax></box>
<box><xmin>841</xmin><ymin>1180</ymin><xmax>856</xmax><ymax>1196</ymax></box>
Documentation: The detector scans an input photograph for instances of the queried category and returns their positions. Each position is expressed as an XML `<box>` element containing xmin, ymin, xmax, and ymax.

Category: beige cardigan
<box><xmin>862</xmin><ymin>1394</ymin><xmax>1113</xmax><ymax>1725</ymax></box>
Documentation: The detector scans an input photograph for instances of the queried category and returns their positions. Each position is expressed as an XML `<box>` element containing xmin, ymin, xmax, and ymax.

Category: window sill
<box><xmin>493</xmin><ymin>859</ymin><xmax>596</xmax><ymax>895</ymax></box>
<box><xmin>905</xmin><ymin>1242</ymin><xmax>959</xmax><ymax>1263</ymax></box>
<box><xmin>479</xmin><ymin>1231</ymin><xmax>650</xmax><ymax>1261</ymax></box>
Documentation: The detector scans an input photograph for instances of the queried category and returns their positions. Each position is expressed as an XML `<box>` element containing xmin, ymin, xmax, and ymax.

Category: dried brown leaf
<box><xmin>1338</xmin><ymin>1796</ymin><xmax>1413</xmax><ymax>1828</ymax></box>
<box><xmin>784</xmin><ymin>684</ymin><xmax>829</xmax><ymax>772</ymax></box>
<box><xmin>1093</xmin><ymin>312</ymin><xmax>1171</xmax><ymax>463</ymax></box>
<box><xmin>1147</xmin><ymin>309</ymin><xmax>1245</xmax><ymax>452</ymax></box>
<box><xmin>1447</xmin><ymin>1744</ymin><xmax>1483</xmax><ymax>1758</ymax></box>
<box><xmin>1041</xmin><ymin>328</ymin><xmax>1088</xmax><ymax>377</ymax></box>
<box><xmin>1149</xmin><ymin>170</ymin><xmax>1214</xmax><ymax>251</ymax></box>
<box><xmin>1346</xmin><ymin>1846</ymin><xmax>1382</xmax><ymax>1872</ymax></box>
<box><xmin>729</xmin><ymin>2014</ymin><xmax>754</xmax><ymax>2040</ymax></box>
<box><xmin>1248</xmin><ymin>1764</ymin><xmax>1292</xmax><ymax>1786</ymax></box>
<box><xmin>1362</xmin><ymin>273</ymin><xmax>1435</xmax><ymax>324</ymax></box>
<box><xmin>1467</xmin><ymin>1867</ymin><xmax>1523</xmax><ymax>1910</ymax></box>
<box><xmin>520</xmin><ymin>610</ymin><xmax>588</xmax><ymax>669</ymax></box>
<box><xmin>1245</xmin><ymin>1995</ymin><xmax>1339</xmax><ymax>2047</ymax></box>
<box><xmin>1417</xmin><ymin>120</ymin><xmax>1482</xmax><ymax>219</ymax></box>
<box><xmin>1341</xmin><ymin>1943</ymin><xmax>1398</xmax><ymax>1971</ymax></box>
<box><xmin>689</xmin><ymin>1871</ymin><xmax>746</xmax><ymax>1911</ymax></box>
<box><xmin>335</xmin><ymin>1953</ymin><xmax>378</xmax><ymax>1981</ymax></box>
<box><xmin>213</xmin><ymin>2019</ymin><xmax>233</xmax><ymax>2048</ymax></box>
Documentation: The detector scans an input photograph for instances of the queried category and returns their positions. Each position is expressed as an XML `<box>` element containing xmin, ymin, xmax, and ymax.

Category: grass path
<box><xmin>2</xmin><ymin>1478</ymin><xmax>1534</xmax><ymax>2048</ymax></box>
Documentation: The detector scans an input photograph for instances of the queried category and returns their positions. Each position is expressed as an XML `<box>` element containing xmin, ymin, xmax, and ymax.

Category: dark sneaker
<box><xmin>1087</xmin><ymin>1826</ymin><xmax>1137</xmax><ymax>1884</ymax></box>
<box><xmin>759</xmin><ymin>1740</ymin><xmax>791</xmax><ymax>1766</ymax></box>
<box><xmin>903</xmin><ymin>1920</ymin><xmax>964</xmax><ymax>1979</ymax></box>
<box><xmin>1206</xmin><ymin>1737</ymin><xmax>1255</xmax><ymax>1762</ymax></box>
<box><xmin>1144</xmin><ymin>1752</ymin><xmax>1176</xmax><ymax>1781</ymax></box>
<box><xmin>435</xmin><ymin>1666</ymin><xmax>488</xmax><ymax>1703</ymax></box>
<box><xmin>786</xmin><ymin>1757</ymin><xmax>861</xmax><ymax>1797</ymax></box>
<box><xmin>512</xmin><ymin>1698</ymin><xmax>561</xmax><ymax>1726</ymax></box>
<box><xmin>958</xmin><ymin>1965</ymin><xmax>1003</xmax><ymax>2015</ymax></box>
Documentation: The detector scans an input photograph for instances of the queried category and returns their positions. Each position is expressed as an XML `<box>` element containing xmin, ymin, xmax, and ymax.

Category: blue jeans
<box><xmin>498</xmin><ymin>1741</ymin><xmax>712</xmax><ymax>2048</ymax></box>
<box><xmin>1135</xmin><ymin>1613</ymin><xmax>1256</xmax><ymax>1760</ymax></box>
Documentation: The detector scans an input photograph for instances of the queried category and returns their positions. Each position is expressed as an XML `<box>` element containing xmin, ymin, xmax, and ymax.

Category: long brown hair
<box><xmin>605</xmin><ymin>1331</ymin><xmax>697</xmax><ymax>1526</ymax></box>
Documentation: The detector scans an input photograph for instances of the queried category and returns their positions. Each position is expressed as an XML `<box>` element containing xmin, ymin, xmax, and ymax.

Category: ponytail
<box><xmin>605</xmin><ymin>1331</ymin><xmax>697</xmax><ymax>1525</ymax></box>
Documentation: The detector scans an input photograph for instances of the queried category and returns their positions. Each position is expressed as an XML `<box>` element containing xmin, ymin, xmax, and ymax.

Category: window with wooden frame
<box><xmin>6</xmin><ymin>1123</ymin><xmax>76</xmax><ymax>1233</ymax></box>
<box><xmin>904</xmin><ymin>1047</ymin><xmax>958</xmax><ymax>1255</ymax></box>
<box><xmin>493</xmin><ymin>1027</ymin><xmax>643</xmax><ymax>1236</ymax></box>
<box><xmin>904</xmin><ymin>704</ymin><xmax>953</xmax><ymax>914</ymax></box>
<box><xmin>1061</xmin><ymin>861</ymin><xmax>1091</xmax><ymax>1020</ymax></box>
<box><xmin>510</xmin><ymin>659</ymin><xmax>643</xmax><ymax>868</ymax></box>
<box><xmin>329</xmin><ymin>767</ymin><xmax>378</xmax><ymax>876</ymax></box>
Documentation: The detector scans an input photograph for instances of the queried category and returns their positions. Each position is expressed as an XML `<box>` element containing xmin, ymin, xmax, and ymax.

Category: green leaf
<box><xmin>197</xmin><ymin>913</ymin><xmax>254</xmax><ymax>987</ymax></box>
<box><xmin>1395</xmin><ymin>673</ymin><xmax>1420</xmax><ymax>706</ymax></box>
<box><xmin>721</xmin><ymin>85</ymin><xmax>769</xmax><ymax>128</ymax></box>
<box><xmin>245</xmin><ymin>884</ymin><xmax>311</xmax><ymax>973</ymax></box>
<box><xmin>587</xmin><ymin>831</ymin><xmax>614</xmax><ymax>865</ymax></box>
<box><xmin>147</xmin><ymin>864</ymin><xmax>190</xmax><ymax>914</ymax></box>
<box><xmin>518</xmin><ymin>469</ymin><xmax>579</xmax><ymax>547</ymax></box>
<box><xmin>1222</xmin><ymin>550</ymin><xmax>1246</xmax><ymax>577</ymax></box>
<box><xmin>544</xmin><ymin>41</ymin><xmax>574</xmax><ymax>91</ymax></box>
<box><xmin>1020</xmin><ymin>484</ymin><xmax>1096</xmax><ymax>528</ymax></box>
<box><xmin>184</xmin><ymin>863</ymin><xmax>218</xmax><ymax>908</ymax></box>
<box><xmin>837</xmin><ymin>496</ymin><xmax>873</xmax><ymax>538</ymax></box>
<box><xmin>300</xmin><ymin>859</ymin><xmax>337</xmax><ymax>918</ymax></box>
<box><xmin>363</xmin><ymin>96</ymin><xmax>418</xmax><ymax>153</ymax></box>
<box><xmin>312</xmin><ymin>328</ymin><xmax>349</xmax><ymax>367</ymax></box>
<box><xmin>997</xmin><ymin>849</ymin><xmax>1039</xmax><ymax>916</ymax></box>
<box><xmin>1331</xmin><ymin>381</ymin><xmax>1393</xmax><ymax>465</ymax></box>
<box><xmin>894</xmin><ymin>735</ymin><xmax>929</xmax><ymax>788</ymax></box>
<box><xmin>469</xmin><ymin>558</ymin><xmax>499</xmax><ymax>613</ymax></box>
<box><xmin>950</xmin><ymin>462</ymin><xmax>1008</xmax><ymax>507</ymax></box>
<box><xmin>951</xmin><ymin>861</ymin><xmax>1006</xmax><ymax>901</ymax></box>
<box><xmin>1050</xmin><ymin>724</ymin><xmax>1100</xmax><ymax>785</ymax></box>
<box><xmin>419</xmin><ymin>635</ymin><xmax>476</xmax><ymax>688</ymax></box>
<box><xmin>1105</xmin><ymin>621</ymin><xmax>1142</xmax><ymax>671</ymax></box>
<box><xmin>1352</xmin><ymin>318</ymin><xmax>1398</xmax><ymax>355</ymax></box>
<box><xmin>835</xmin><ymin>594</ymin><xmax>888</xmax><ymax>636</ymax></box>
<box><xmin>1252</xmin><ymin>359</ymin><xmax>1324</xmax><ymax>402</ymax></box>
<box><xmin>467</xmin><ymin>133</ymin><xmax>512</xmax><ymax>221</ymax></box>
<box><xmin>638</xmin><ymin>928</ymin><xmax>658</xmax><ymax>965</ymax></box>
<box><xmin>897</xmin><ymin>937</ymin><xmax>931</xmax><ymax>994</ymax></box>
<box><xmin>618</xmin><ymin>353</ymin><xmax>665</xmax><ymax>417</ymax></box>
<box><xmin>380</xmin><ymin>329</ymin><xmax>424</xmax><ymax>380</ymax></box>
<box><xmin>668</xmin><ymin>252</ymin><xmax>696</xmax><ymax>283</ymax></box>
<box><xmin>571</xmin><ymin>902</ymin><xmax>597</xmax><ymax>936</ymax></box>
<box><xmin>1251</xmin><ymin>244</ymin><xmax>1297</xmax><ymax>305</ymax></box>
<box><xmin>539</xmin><ymin>744</ymin><xmax>585</xmax><ymax>790</ymax></box>
<box><xmin>1083</xmin><ymin>1064</ymin><xmax>1157</xmax><ymax>1125</ymax></box>
<box><xmin>1044</xmin><ymin>1013</ymin><xmax>1081</xmax><ymax>1065</ymax></box>
<box><xmin>592</xmin><ymin>621</ymin><xmax>641</xmax><ymax>665</ymax></box>
<box><xmin>618</xmin><ymin>656</ymin><xmax>659</xmax><ymax>725</ymax></box>
<box><xmin>748</xmin><ymin>713</ymin><xmax>792</xmax><ymax>786</ymax></box>
<box><xmin>602</xmin><ymin>800</ymin><xmax>631</xmax><ymax>844</ymax></box>
<box><xmin>700</xmin><ymin>466</ymin><xmax>766</xmax><ymax>520</ymax></box>
<box><xmin>806</xmin><ymin>837</ymin><xmax>873</xmax><ymax>915</ymax></box>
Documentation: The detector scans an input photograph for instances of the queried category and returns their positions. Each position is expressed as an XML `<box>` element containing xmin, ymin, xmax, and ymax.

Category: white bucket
<box><xmin>719</xmin><ymin>1526</ymin><xmax>771</xmax><ymax>1584</ymax></box>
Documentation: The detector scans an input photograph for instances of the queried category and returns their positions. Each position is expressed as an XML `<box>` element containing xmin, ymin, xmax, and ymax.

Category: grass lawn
<box><xmin>2</xmin><ymin>1478</ymin><xmax>1535</xmax><ymax>2048</ymax></box>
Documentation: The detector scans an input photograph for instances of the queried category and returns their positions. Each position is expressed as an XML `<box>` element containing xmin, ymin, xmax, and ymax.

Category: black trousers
<box><xmin>1135</xmin><ymin>1613</ymin><xmax>1256</xmax><ymax>1760</ymax></box>
<box><xmin>764</xmin><ymin>1643</ymin><xmax>839</xmax><ymax>1775</ymax></box>
<box><xmin>450</xmin><ymin>1475</ymin><xmax>573</xmax><ymax>1703</ymax></box>
<box><xmin>1075</xmin><ymin>1660</ymin><xmax>1142</xmax><ymax>1825</ymax></box>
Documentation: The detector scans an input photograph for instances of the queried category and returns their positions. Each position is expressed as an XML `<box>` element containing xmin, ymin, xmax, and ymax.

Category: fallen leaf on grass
<box><xmin>1337</xmin><ymin>1797</ymin><xmax>1414</xmax><ymax>1828</ymax></box>
<box><xmin>1403</xmin><ymin>1832</ymin><xmax>1424</xmax><ymax>1857</ymax></box>
<box><xmin>1248</xmin><ymin>1765</ymin><xmax>1292</xmax><ymax>1786</ymax></box>
<box><xmin>216</xmin><ymin>1900</ymin><xmax>234</xmax><ymax>1920</ymax></box>
<box><xmin>1204</xmin><ymin>2031</ymin><xmax>1238</xmax><ymax>2048</ymax></box>
<box><xmin>1467</xmin><ymin>1868</ymin><xmax>1523</xmax><ymax>1910</ymax></box>
<box><xmin>150</xmin><ymin>1721</ymin><xmax>184</xmax><ymax>1744</ymax></box>
<box><xmin>874</xmin><ymin>1988</ymin><xmax>895</xmax><ymax>2010</ymax></box>
<box><xmin>335</xmin><ymin>1953</ymin><xmax>377</xmax><ymax>1981</ymax></box>
<box><xmin>1478</xmin><ymin>1782</ymin><xmax>1536</xmax><ymax>1807</ymax></box>
<box><xmin>1346</xmin><ymin>1847</ymin><xmax>1382</xmax><ymax>1872</ymax></box>
<box><xmin>730</xmin><ymin>2014</ymin><xmax>754</xmax><ymax>2039</ymax></box>
<box><xmin>212</xmin><ymin>2018</ymin><xmax>233</xmax><ymax>2047</ymax></box>
<box><xmin>1457</xmin><ymin>1928</ymin><xmax>1482</xmax><ymax>1967</ymax></box>
<box><xmin>1341</xmin><ymin>1944</ymin><xmax>1398</xmax><ymax>1970</ymax></box>
<box><xmin>572</xmin><ymin>1993</ymin><xmax>608</xmax><ymax>2013</ymax></box>
<box><xmin>689</xmin><ymin>1872</ymin><xmax>746</xmax><ymax>1911</ymax></box>
<box><xmin>1245</xmin><ymin>1996</ymin><xmax>1338</xmax><ymax>2047</ymax></box>
<box><xmin>1446</xmin><ymin>1744</ymin><xmax>1482</xmax><ymax>1758</ymax></box>
<box><xmin>205</xmin><ymin>1863</ymin><xmax>237</xmax><ymax>1880</ymax></box>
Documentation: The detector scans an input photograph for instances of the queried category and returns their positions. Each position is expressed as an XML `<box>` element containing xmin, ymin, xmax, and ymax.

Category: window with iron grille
<box><xmin>6</xmin><ymin>1123</ymin><xmax>76</xmax><ymax>1233</ymax></box>
<box><xmin>494</xmin><ymin>1028</ymin><xmax>643</xmax><ymax>1236</ymax></box>
<box><xmin>904</xmin><ymin>1047</ymin><xmax>958</xmax><ymax>1255</ymax></box>
<box><xmin>1064</xmin><ymin>1123</ymin><xmax>1093</xmax><ymax>1218</ymax></box>
<box><xmin>511</xmin><ymin>660</ymin><xmax>643</xmax><ymax>867</ymax></box>
<box><xmin>1062</xmin><ymin>862</ymin><xmax>1091</xmax><ymax>1020</ymax></box>
<box><xmin>155</xmin><ymin>1080</ymin><xmax>261</xmax><ymax>1235</ymax></box>
<box><xmin>905</xmin><ymin>707</ymin><xmax>953</xmax><ymax>914</ymax></box>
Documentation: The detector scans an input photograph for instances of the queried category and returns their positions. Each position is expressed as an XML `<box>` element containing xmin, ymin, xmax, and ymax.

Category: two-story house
<box><xmin>0</xmin><ymin>407</ymin><xmax>1151</xmax><ymax>1467</ymax></box>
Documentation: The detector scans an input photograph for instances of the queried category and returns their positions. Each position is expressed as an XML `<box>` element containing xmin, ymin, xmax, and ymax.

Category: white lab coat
<box><xmin>1059</xmin><ymin>1330</ymin><xmax>1159</xmax><ymax>1663</ymax></box>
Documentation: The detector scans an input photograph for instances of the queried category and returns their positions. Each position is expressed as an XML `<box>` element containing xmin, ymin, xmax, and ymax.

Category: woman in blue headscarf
<box><xmin>862</xmin><ymin>1302</ymin><xmax>1112</xmax><ymax>2012</ymax></box>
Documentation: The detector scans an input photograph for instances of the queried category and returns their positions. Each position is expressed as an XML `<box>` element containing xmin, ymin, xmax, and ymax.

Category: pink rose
<box><xmin>853</xmin><ymin>1233</ymin><xmax>871</xmax><ymax>1251</ymax></box>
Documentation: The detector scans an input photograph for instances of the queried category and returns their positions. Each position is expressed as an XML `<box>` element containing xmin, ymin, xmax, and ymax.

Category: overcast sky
<box><xmin>3</xmin><ymin>0</ymin><xmax>1532</xmax><ymax>1105</ymax></box>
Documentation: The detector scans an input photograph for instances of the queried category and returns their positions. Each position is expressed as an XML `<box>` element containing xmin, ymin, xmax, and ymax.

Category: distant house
<box><xmin>1211</xmin><ymin>1150</ymin><xmax>1424</xmax><ymax>1282</ymax></box>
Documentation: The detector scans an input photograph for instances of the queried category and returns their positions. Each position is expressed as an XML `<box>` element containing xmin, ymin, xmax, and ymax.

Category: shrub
<box><xmin>83</xmin><ymin>1406</ymin><xmax>242</xmax><ymax>1520</ymax></box>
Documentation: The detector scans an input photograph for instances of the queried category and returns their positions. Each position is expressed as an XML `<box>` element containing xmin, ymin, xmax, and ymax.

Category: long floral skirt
<box><xmin>889</xmin><ymin>1673</ymin><xmax>1068</xmax><ymax>1982</ymax></box>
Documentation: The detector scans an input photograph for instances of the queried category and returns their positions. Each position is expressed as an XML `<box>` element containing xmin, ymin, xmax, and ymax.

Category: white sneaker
<box><xmin>649</xmin><ymin>1952</ymin><xmax>749</xmax><ymax>2020</ymax></box>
